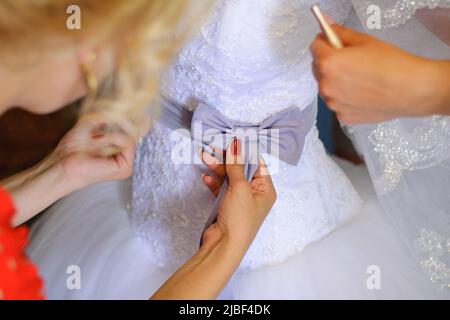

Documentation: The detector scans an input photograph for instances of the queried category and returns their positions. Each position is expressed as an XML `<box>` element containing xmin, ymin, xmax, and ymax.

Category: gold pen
<box><xmin>311</xmin><ymin>4</ymin><xmax>344</xmax><ymax>49</ymax></box>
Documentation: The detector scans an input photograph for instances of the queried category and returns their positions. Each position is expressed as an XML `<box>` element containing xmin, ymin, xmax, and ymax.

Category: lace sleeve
<box><xmin>351</xmin><ymin>0</ymin><xmax>450</xmax><ymax>28</ymax></box>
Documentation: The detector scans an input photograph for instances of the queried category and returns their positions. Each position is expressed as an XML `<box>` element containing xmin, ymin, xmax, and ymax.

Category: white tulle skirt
<box><xmin>27</xmin><ymin>159</ymin><xmax>448</xmax><ymax>299</ymax></box>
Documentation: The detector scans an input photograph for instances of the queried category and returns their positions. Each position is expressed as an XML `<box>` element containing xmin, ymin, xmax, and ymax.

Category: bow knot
<box><xmin>191</xmin><ymin>102</ymin><xmax>317</xmax><ymax>239</ymax></box>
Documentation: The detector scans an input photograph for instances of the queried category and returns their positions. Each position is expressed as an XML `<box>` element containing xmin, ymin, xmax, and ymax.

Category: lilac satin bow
<box><xmin>153</xmin><ymin>96</ymin><xmax>317</xmax><ymax>244</ymax></box>
<box><xmin>191</xmin><ymin>102</ymin><xmax>316</xmax><ymax>242</ymax></box>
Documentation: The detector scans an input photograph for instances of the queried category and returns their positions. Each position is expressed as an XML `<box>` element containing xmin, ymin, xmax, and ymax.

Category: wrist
<box><xmin>199</xmin><ymin>233</ymin><xmax>248</xmax><ymax>267</ymax></box>
<box><xmin>152</xmin><ymin>230</ymin><xmax>249</xmax><ymax>300</ymax></box>
<box><xmin>51</xmin><ymin>160</ymin><xmax>84</xmax><ymax>195</ymax></box>
<box><xmin>53</xmin><ymin>152</ymin><xmax>99</xmax><ymax>192</ymax></box>
<box><xmin>10</xmin><ymin>161</ymin><xmax>74</xmax><ymax>226</ymax></box>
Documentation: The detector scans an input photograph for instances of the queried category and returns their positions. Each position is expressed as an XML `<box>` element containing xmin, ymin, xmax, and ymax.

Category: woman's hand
<box><xmin>53</xmin><ymin>114</ymin><xmax>136</xmax><ymax>191</ymax></box>
<box><xmin>151</xmin><ymin>141</ymin><xmax>277</xmax><ymax>300</ymax></box>
<box><xmin>201</xmin><ymin>141</ymin><xmax>276</xmax><ymax>252</ymax></box>
<box><xmin>2</xmin><ymin>114</ymin><xmax>137</xmax><ymax>226</ymax></box>
<box><xmin>310</xmin><ymin>24</ymin><xmax>450</xmax><ymax>124</ymax></box>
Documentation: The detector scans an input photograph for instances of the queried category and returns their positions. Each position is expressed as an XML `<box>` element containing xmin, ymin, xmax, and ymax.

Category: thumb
<box><xmin>225</xmin><ymin>139</ymin><xmax>246</xmax><ymax>186</ymax></box>
<box><xmin>331</xmin><ymin>24</ymin><xmax>367</xmax><ymax>46</ymax></box>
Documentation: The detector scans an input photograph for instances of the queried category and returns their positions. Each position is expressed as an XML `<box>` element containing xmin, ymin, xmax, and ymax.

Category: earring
<box><xmin>81</xmin><ymin>52</ymin><xmax>98</xmax><ymax>97</ymax></box>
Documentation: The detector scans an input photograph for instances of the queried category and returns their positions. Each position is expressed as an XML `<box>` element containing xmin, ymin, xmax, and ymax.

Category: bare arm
<box><xmin>151</xmin><ymin>142</ymin><xmax>276</xmax><ymax>300</ymax></box>
<box><xmin>310</xmin><ymin>24</ymin><xmax>450</xmax><ymax>124</ymax></box>
<box><xmin>151</xmin><ymin>236</ymin><xmax>245</xmax><ymax>300</ymax></box>
<box><xmin>0</xmin><ymin>153</ymin><xmax>54</xmax><ymax>190</ymax></box>
<box><xmin>4</xmin><ymin>156</ymin><xmax>74</xmax><ymax>226</ymax></box>
<box><xmin>1</xmin><ymin>115</ymin><xmax>135</xmax><ymax>227</ymax></box>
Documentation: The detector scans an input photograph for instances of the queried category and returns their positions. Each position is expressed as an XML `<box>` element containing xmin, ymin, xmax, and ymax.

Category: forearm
<box><xmin>8</xmin><ymin>162</ymin><xmax>74</xmax><ymax>227</ymax></box>
<box><xmin>151</xmin><ymin>236</ymin><xmax>246</xmax><ymax>300</ymax></box>
<box><xmin>1</xmin><ymin>153</ymin><xmax>56</xmax><ymax>190</ymax></box>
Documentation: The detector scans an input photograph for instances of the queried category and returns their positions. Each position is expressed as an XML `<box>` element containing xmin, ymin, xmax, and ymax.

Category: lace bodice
<box><xmin>161</xmin><ymin>0</ymin><xmax>352</xmax><ymax>124</ymax></box>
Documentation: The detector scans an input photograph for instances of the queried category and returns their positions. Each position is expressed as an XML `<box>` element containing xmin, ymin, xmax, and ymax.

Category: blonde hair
<box><xmin>0</xmin><ymin>0</ymin><xmax>210</xmax><ymax>138</ymax></box>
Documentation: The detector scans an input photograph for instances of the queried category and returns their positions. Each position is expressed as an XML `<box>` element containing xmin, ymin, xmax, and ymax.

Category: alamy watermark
<box><xmin>366</xmin><ymin>265</ymin><xmax>382</xmax><ymax>290</ymax></box>
<box><xmin>66</xmin><ymin>3</ymin><xmax>383</xmax><ymax>31</ymax></box>
<box><xmin>66</xmin><ymin>5</ymin><xmax>81</xmax><ymax>30</ymax></box>
<box><xmin>66</xmin><ymin>265</ymin><xmax>82</xmax><ymax>290</ymax></box>
<box><xmin>366</xmin><ymin>5</ymin><xmax>382</xmax><ymax>30</ymax></box>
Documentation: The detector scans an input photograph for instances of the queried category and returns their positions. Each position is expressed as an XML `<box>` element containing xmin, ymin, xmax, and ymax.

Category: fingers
<box><xmin>97</xmin><ymin>131</ymin><xmax>131</xmax><ymax>149</ymax></box>
<box><xmin>202</xmin><ymin>150</ymin><xmax>226</xmax><ymax>179</ymax></box>
<box><xmin>201</xmin><ymin>148</ymin><xmax>227</xmax><ymax>196</ymax></box>
<box><xmin>331</xmin><ymin>24</ymin><xmax>367</xmax><ymax>46</ymax></box>
<box><xmin>202</xmin><ymin>174</ymin><xmax>222</xmax><ymax>197</ymax></box>
<box><xmin>224</xmin><ymin>139</ymin><xmax>246</xmax><ymax>186</ymax></box>
<box><xmin>87</xmin><ymin>131</ymin><xmax>133</xmax><ymax>158</ymax></box>
<box><xmin>253</xmin><ymin>157</ymin><xmax>270</xmax><ymax>178</ymax></box>
<box><xmin>311</xmin><ymin>25</ymin><xmax>369</xmax><ymax>82</ymax></box>
<box><xmin>251</xmin><ymin>158</ymin><xmax>276</xmax><ymax>204</ymax></box>
<box><xmin>310</xmin><ymin>35</ymin><xmax>334</xmax><ymax>61</ymax></box>
<box><xmin>121</xmin><ymin>138</ymin><xmax>136</xmax><ymax>161</ymax></box>
<box><xmin>81</xmin><ymin>112</ymin><xmax>142</xmax><ymax>143</ymax></box>
<box><xmin>114</xmin><ymin>147</ymin><xmax>135</xmax><ymax>179</ymax></box>
<box><xmin>201</xmin><ymin>142</ymin><xmax>277</xmax><ymax>213</ymax></box>
<box><xmin>310</xmin><ymin>36</ymin><xmax>336</xmax><ymax>82</ymax></box>
<box><xmin>74</xmin><ymin>113</ymin><xmax>133</xmax><ymax>150</ymax></box>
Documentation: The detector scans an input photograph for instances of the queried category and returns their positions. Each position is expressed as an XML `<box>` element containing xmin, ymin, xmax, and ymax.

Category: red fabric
<box><xmin>0</xmin><ymin>188</ymin><xmax>45</xmax><ymax>300</ymax></box>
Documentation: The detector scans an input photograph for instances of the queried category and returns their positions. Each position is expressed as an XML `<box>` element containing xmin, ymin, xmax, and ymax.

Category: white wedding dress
<box><xmin>27</xmin><ymin>0</ymin><xmax>449</xmax><ymax>299</ymax></box>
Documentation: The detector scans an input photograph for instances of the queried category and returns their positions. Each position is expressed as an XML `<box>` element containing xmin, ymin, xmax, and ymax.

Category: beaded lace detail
<box><xmin>369</xmin><ymin>117</ymin><xmax>450</xmax><ymax>194</ymax></box>
<box><xmin>415</xmin><ymin>229</ymin><xmax>450</xmax><ymax>290</ymax></box>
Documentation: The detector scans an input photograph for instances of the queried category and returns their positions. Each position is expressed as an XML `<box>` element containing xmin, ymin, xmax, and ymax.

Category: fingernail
<box><xmin>232</xmin><ymin>139</ymin><xmax>241</xmax><ymax>165</ymax></box>
<box><xmin>324</xmin><ymin>14</ymin><xmax>336</xmax><ymax>25</ymax></box>
<box><xmin>233</xmin><ymin>139</ymin><xmax>241</xmax><ymax>157</ymax></box>
<box><xmin>92</xmin><ymin>131</ymin><xmax>104</xmax><ymax>139</ymax></box>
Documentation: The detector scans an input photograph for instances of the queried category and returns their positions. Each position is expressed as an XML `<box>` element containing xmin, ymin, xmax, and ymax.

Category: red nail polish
<box><xmin>92</xmin><ymin>132</ymin><xmax>104</xmax><ymax>139</ymax></box>
<box><xmin>233</xmin><ymin>139</ymin><xmax>239</xmax><ymax>157</ymax></box>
